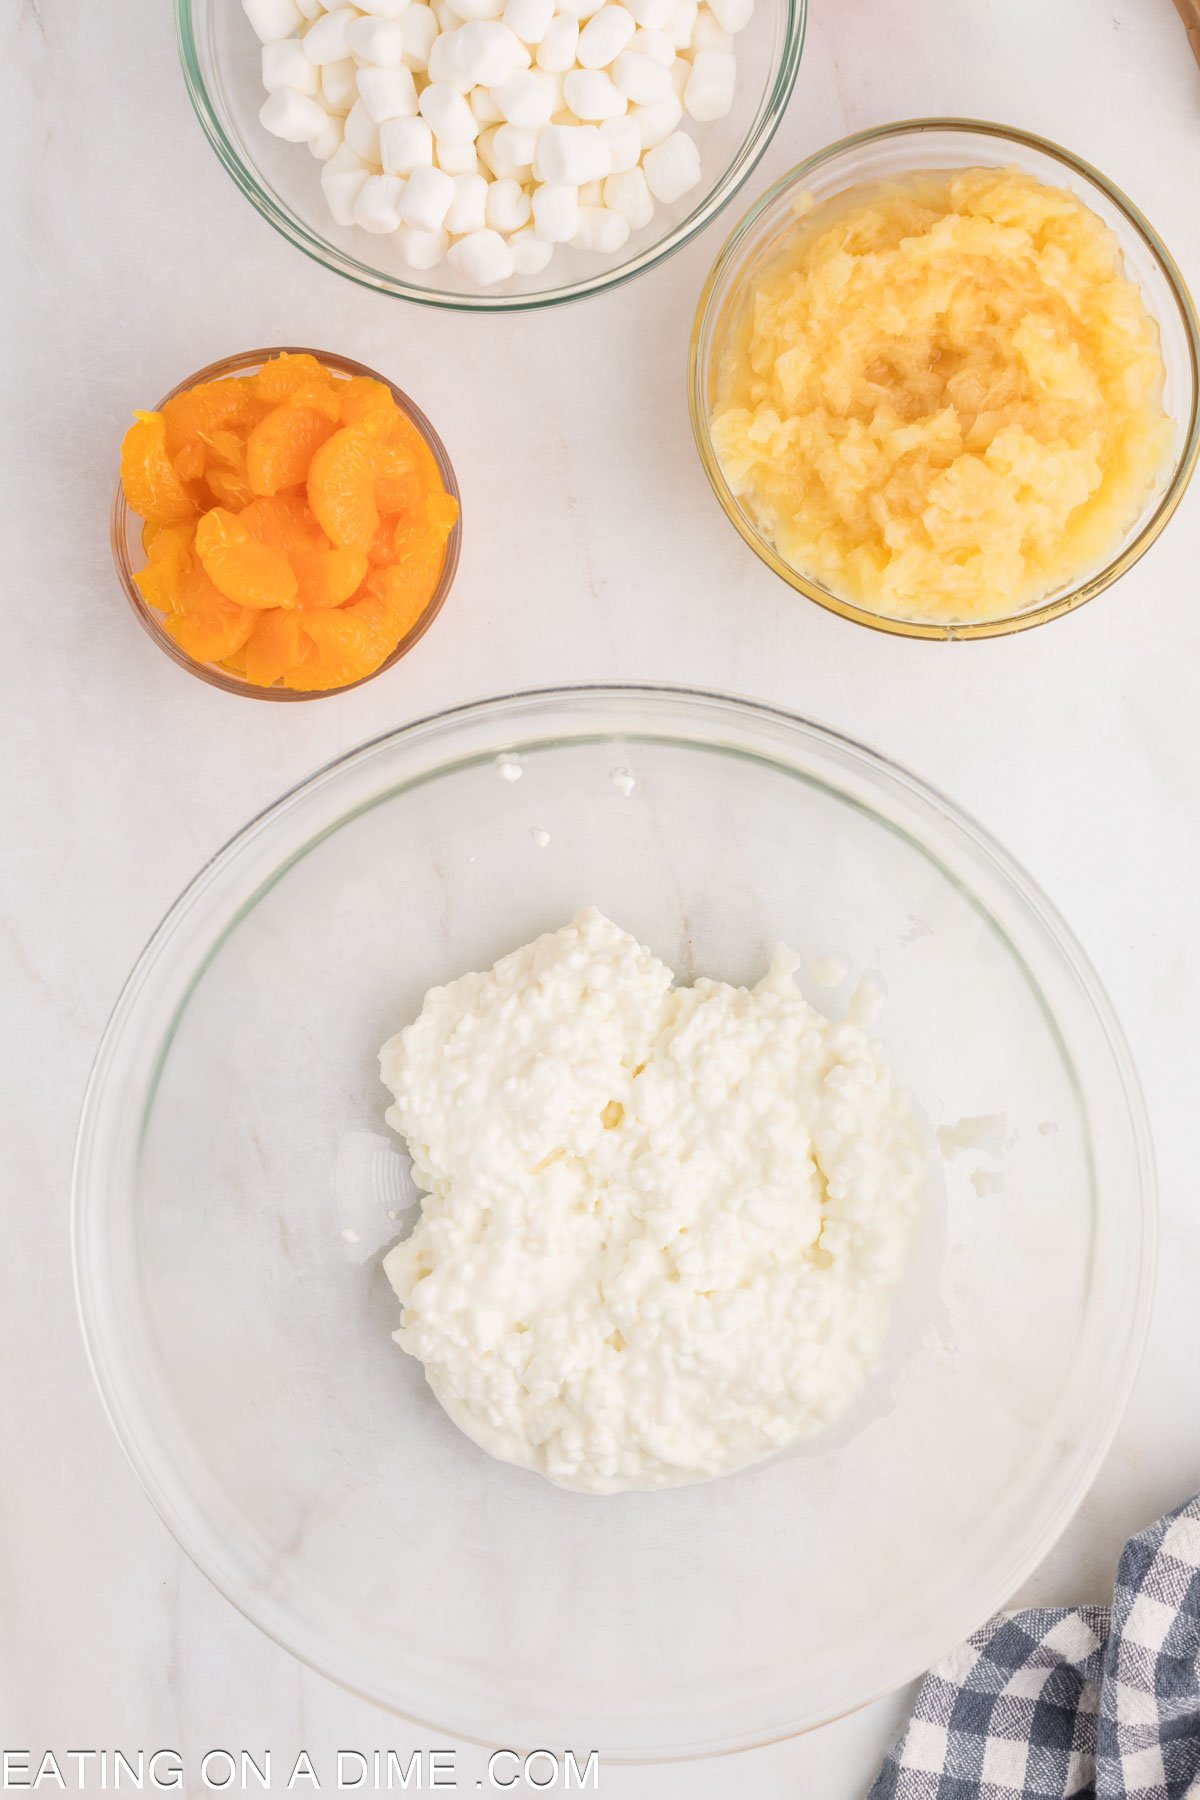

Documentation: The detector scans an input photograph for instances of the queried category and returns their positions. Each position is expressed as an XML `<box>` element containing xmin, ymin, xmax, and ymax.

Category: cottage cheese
<box><xmin>380</xmin><ymin>909</ymin><xmax>924</xmax><ymax>1492</ymax></box>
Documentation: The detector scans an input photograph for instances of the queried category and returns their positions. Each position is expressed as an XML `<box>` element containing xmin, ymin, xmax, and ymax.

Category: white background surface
<box><xmin>4</xmin><ymin>0</ymin><xmax>1200</xmax><ymax>1792</ymax></box>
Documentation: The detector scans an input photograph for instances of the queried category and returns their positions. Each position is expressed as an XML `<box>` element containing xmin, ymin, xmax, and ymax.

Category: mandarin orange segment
<box><xmin>288</xmin><ymin>592</ymin><xmax>398</xmax><ymax>691</ymax></box>
<box><xmin>205</xmin><ymin>466</ymin><xmax>256</xmax><ymax>510</ymax></box>
<box><xmin>134</xmin><ymin>523</ymin><xmax>195</xmax><ymax>615</ymax></box>
<box><xmin>253</xmin><ymin>353</ymin><xmax>331</xmax><ymax>404</ymax></box>
<box><xmin>165</xmin><ymin>565</ymin><xmax>258</xmax><ymax>663</ymax></box>
<box><xmin>244</xmin><ymin>609</ymin><xmax>310</xmax><ymax>687</ymax></box>
<box><xmin>245</xmin><ymin>403</ymin><xmax>338</xmax><ymax>497</ymax></box>
<box><xmin>371</xmin><ymin>412</ymin><xmax>441</xmax><ymax>514</ymax></box>
<box><xmin>291</xmin><ymin>545</ymin><xmax>369</xmax><ymax>609</ymax></box>
<box><xmin>372</xmin><ymin>561</ymin><xmax>440</xmax><ymax>641</ymax></box>
<box><xmin>338</xmin><ymin>376</ymin><xmax>398</xmax><ymax>435</ymax></box>
<box><xmin>121</xmin><ymin>412</ymin><xmax>197</xmax><ymax>525</ymax></box>
<box><xmin>239</xmin><ymin>493</ymin><xmax>329</xmax><ymax>554</ymax></box>
<box><xmin>284</xmin><ymin>379</ymin><xmax>344</xmax><ymax>422</ymax></box>
<box><xmin>173</xmin><ymin>440</ymin><xmax>208</xmax><ymax>483</ymax></box>
<box><xmin>195</xmin><ymin>508</ymin><xmax>299</xmax><ymax>610</ymax></box>
<box><xmin>307</xmin><ymin>426</ymin><xmax>380</xmax><ymax>552</ymax></box>
<box><xmin>163</xmin><ymin>377</ymin><xmax>261</xmax><ymax>460</ymax></box>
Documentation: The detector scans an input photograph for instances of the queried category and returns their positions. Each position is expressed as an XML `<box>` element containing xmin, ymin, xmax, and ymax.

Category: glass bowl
<box><xmin>73</xmin><ymin>686</ymin><xmax>1154</xmax><ymax>1758</ymax></box>
<box><xmin>176</xmin><ymin>0</ymin><xmax>806</xmax><ymax>311</ymax></box>
<box><xmin>689</xmin><ymin>120</ymin><xmax>1200</xmax><ymax>641</ymax></box>
<box><xmin>111</xmin><ymin>346</ymin><xmax>461</xmax><ymax>702</ymax></box>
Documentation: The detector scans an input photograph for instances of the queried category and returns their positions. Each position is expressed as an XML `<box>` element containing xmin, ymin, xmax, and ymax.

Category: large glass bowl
<box><xmin>73</xmin><ymin>686</ymin><xmax>1154</xmax><ymax>1759</ymax></box>
<box><xmin>689</xmin><ymin>120</ymin><xmax>1200</xmax><ymax>640</ymax></box>
<box><xmin>176</xmin><ymin>0</ymin><xmax>805</xmax><ymax>310</ymax></box>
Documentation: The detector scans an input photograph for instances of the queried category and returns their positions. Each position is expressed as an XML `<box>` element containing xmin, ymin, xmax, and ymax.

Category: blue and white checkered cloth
<box><xmin>869</xmin><ymin>1495</ymin><xmax>1200</xmax><ymax>1799</ymax></box>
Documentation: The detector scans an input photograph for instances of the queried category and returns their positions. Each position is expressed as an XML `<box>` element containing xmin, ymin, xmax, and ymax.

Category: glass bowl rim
<box><xmin>174</xmin><ymin>0</ymin><xmax>808</xmax><ymax>313</ymax></box>
<box><xmin>71</xmin><ymin>681</ymin><xmax>1157</xmax><ymax>1758</ymax></box>
<box><xmin>688</xmin><ymin>116</ymin><xmax>1200</xmax><ymax>642</ymax></box>
<box><xmin>110</xmin><ymin>344</ymin><xmax>462</xmax><ymax>702</ymax></box>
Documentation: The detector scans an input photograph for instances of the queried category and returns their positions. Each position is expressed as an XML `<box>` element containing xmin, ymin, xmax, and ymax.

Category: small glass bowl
<box><xmin>111</xmin><ymin>346</ymin><xmax>461</xmax><ymax>702</ymax></box>
<box><xmin>175</xmin><ymin>0</ymin><xmax>806</xmax><ymax>312</ymax></box>
<box><xmin>689</xmin><ymin>119</ymin><xmax>1200</xmax><ymax>641</ymax></box>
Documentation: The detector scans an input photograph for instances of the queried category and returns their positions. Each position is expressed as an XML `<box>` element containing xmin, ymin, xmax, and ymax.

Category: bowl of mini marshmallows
<box><xmin>177</xmin><ymin>0</ymin><xmax>805</xmax><ymax>307</ymax></box>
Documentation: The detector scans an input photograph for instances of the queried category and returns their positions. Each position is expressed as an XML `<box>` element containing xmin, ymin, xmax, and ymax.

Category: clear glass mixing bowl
<box><xmin>177</xmin><ymin>0</ymin><xmax>805</xmax><ymax>310</ymax></box>
<box><xmin>73</xmin><ymin>687</ymin><xmax>1154</xmax><ymax>1759</ymax></box>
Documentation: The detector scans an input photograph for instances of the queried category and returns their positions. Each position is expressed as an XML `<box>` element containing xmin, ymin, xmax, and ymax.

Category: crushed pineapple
<box><xmin>710</xmin><ymin>167</ymin><xmax>1174</xmax><ymax>625</ymax></box>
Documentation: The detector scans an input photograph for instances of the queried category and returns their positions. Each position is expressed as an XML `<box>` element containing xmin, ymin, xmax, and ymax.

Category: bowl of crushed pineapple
<box><xmin>690</xmin><ymin>120</ymin><xmax>1200</xmax><ymax>639</ymax></box>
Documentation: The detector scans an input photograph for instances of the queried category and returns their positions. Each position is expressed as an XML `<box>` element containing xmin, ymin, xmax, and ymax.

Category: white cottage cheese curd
<box><xmin>380</xmin><ymin>909</ymin><xmax>924</xmax><ymax>1492</ymax></box>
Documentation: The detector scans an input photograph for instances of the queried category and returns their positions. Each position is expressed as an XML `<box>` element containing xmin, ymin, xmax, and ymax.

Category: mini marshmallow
<box><xmin>432</xmin><ymin>0</ymin><xmax>459</xmax><ymax>30</ymax></box>
<box><xmin>469</xmin><ymin>84</ymin><xmax>505</xmax><ymax>123</ymax></box>
<box><xmin>321</xmin><ymin>148</ymin><xmax>370</xmax><ymax>223</ymax></box>
<box><xmin>535</xmin><ymin>14</ymin><xmax>579</xmax><ymax>68</ymax></box>
<box><xmin>536</xmin><ymin>122</ymin><xmax>611</xmax><ymax>183</ymax></box>
<box><xmin>642</xmin><ymin>126</ymin><xmax>700</xmax><ymax>200</ymax></box>
<box><xmin>322</xmin><ymin>58</ymin><xmax>360</xmax><ymax>112</ymax></box>
<box><xmin>683</xmin><ymin>47</ymin><xmax>734</xmax><ymax>118</ymax></box>
<box><xmin>555</xmin><ymin>0</ymin><xmax>604</xmax><ymax>17</ymax></box>
<box><xmin>357</xmin><ymin>63</ymin><xmax>420</xmax><ymax>121</ymax></box>
<box><xmin>419</xmin><ymin>80</ymin><xmax>480</xmax><ymax>142</ymax></box>
<box><xmin>486</xmin><ymin>175</ymin><xmax>533</xmax><ymax>230</ymax></box>
<box><xmin>295</xmin><ymin>0</ymin><xmax>324</xmax><ymax>18</ymax></box>
<box><xmin>343</xmin><ymin>96</ymin><xmax>383</xmax><ymax>159</ymax></box>
<box><xmin>445</xmin><ymin>170</ymin><xmax>489</xmax><ymax>232</ymax></box>
<box><xmin>308</xmin><ymin>114</ymin><xmax>345</xmax><ymax>158</ymax></box>
<box><xmin>624</xmin><ymin>0</ymin><xmax>674</xmax><ymax>25</ymax></box>
<box><xmin>667</xmin><ymin>0</ymin><xmax>697</xmax><ymax>46</ymax></box>
<box><xmin>503</xmin><ymin>0</ymin><xmax>555</xmax><ymax>41</ymax></box>
<box><xmin>400</xmin><ymin>162</ymin><xmax>456</xmax><ymax>228</ymax></box>
<box><xmin>354</xmin><ymin>172</ymin><xmax>408</xmax><ymax>231</ymax></box>
<box><xmin>611</xmin><ymin>47</ymin><xmax>672</xmax><ymax>100</ymax></box>
<box><xmin>380</xmin><ymin>113</ymin><xmax>435</xmax><ymax>171</ymax></box>
<box><xmin>475</xmin><ymin>124</ymin><xmax>501</xmax><ymax>172</ymax></box>
<box><xmin>490</xmin><ymin>121</ymin><xmax>538</xmax><ymax>172</ymax></box>
<box><xmin>400</xmin><ymin>4</ymin><xmax>440</xmax><ymax>67</ymax></box>
<box><xmin>452</xmin><ymin>0</ymin><xmax>509</xmax><ymax>18</ymax></box>
<box><xmin>573</xmin><ymin>204</ymin><xmax>630</xmax><ymax>252</ymax></box>
<box><xmin>599</xmin><ymin>112</ymin><xmax>640</xmax><ymax>169</ymax></box>
<box><xmin>243</xmin><ymin>0</ymin><xmax>303</xmax><ymax>43</ymax></box>
<box><xmin>346</xmin><ymin>15</ymin><xmax>406</xmax><ymax>64</ymax></box>
<box><xmin>563</xmin><ymin>67</ymin><xmax>626</xmax><ymax>118</ymax></box>
<box><xmin>509</xmin><ymin>227</ymin><xmax>555</xmax><ymax>272</ymax></box>
<box><xmin>577</xmin><ymin>4</ymin><xmax>636</xmax><ymax>66</ymax></box>
<box><xmin>361</xmin><ymin>0</ymin><xmax>412</xmax><ymax>16</ymax></box>
<box><xmin>529</xmin><ymin>65</ymin><xmax>565</xmax><ymax>109</ymax></box>
<box><xmin>691</xmin><ymin>7</ymin><xmax>732</xmax><ymax>50</ymax></box>
<box><xmin>457</xmin><ymin>20</ymin><xmax>530</xmax><ymax>85</ymax></box>
<box><xmin>303</xmin><ymin>6</ymin><xmax>359</xmax><ymax>63</ymax></box>
<box><xmin>532</xmin><ymin>180</ymin><xmax>579</xmax><ymax>240</ymax></box>
<box><xmin>262</xmin><ymin>40</ymin><xmax>320</xmax><ymax>95</ymax></box>
<box><xmin>630</xmin><ymin>91</ymin><xmax>681</xmax><ymax>146</ymax></box>
<box><xmin>398</xmin><ymin>224</ymin><xmax>451</xmax><ymax>268</ymax></box>
<box><xmin>260</xmin><ymin>87</ymin><xmax>332</xmax><ymax>142</ymax></box>
<box><xmin>435</xmin><ymin>136</ymin><xmax>481</xmax><ymax>171</ymax></box>
<box><xmin>668</xmin><ymin>53</ymin><xmax>688</xmax><ymax>96</ymax></box>
<box><xmin>604</xmin><ymin>163</ymin><xmax>653</xmax><ymax>226</ymax></box>
<box><xmin>630</xmin><ymin>25</ymin><xmax>675</xmax><ymax>59</ymax></box>
<box><xmin>492</xmin><ymin>69</ymin><xmax>553</xmax><ymax>126</ymax></box>
<box><xmin>705</xmin><ymin>0</ymin><xmax>752</xmax><ymax>29</ymax></box>
<box><xmin>448</xmin><ymin>228</ymin><xmax>515</xmax><ymax>283</ymax></box>
<box><xmin>578</xmin><ymin>178</ymin><xmax>604</xmax><ymax>204</ymax></box>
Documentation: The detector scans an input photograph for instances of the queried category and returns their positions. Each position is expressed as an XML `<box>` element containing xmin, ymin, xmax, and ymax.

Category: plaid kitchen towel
<box><xmin>869</xmin><ymin>1494</ymin><xmax>1200</xmax><ymax>1799</ymax></box>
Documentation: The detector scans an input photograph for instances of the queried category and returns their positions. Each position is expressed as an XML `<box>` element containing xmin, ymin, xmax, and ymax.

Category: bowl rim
<box><xmin>71</xmin><ymin>682</ymin><xmax>1158</xmax><ymax>1759</ymax></box>
<box><xmin>174</xmin><ymin>0</ymin><xmax>808</xmax><ymax>313</ymax></box>
<box><xmin>688</xmin><ymin>117</ymin><xmax>1200</xmax><ymax>641</ymax></box>
<box><xmin>111</xmin><ymin>345</ymin><xmax>462</xmax><ymax>701</ymax></box>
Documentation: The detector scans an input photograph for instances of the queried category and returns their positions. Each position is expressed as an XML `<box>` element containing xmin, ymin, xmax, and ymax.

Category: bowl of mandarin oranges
<box><xmin>112</xmin><ymin>348</ymin><xmax>461</xmax><ymax>698</ymax></box>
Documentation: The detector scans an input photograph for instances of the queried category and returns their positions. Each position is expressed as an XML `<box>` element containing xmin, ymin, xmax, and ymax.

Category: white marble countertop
<box><xmin>5</xmin><ymin>0</ymin><xmax>1200</xmax><ymax>1791</ymax></box>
